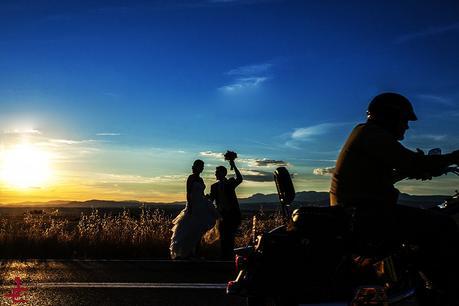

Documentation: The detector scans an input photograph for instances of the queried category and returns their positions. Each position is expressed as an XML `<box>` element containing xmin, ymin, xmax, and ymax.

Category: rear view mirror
<box><xmin>274</xmin><ymin>167</ymin><xmax>295</xmax><ymax>206</ymax></box>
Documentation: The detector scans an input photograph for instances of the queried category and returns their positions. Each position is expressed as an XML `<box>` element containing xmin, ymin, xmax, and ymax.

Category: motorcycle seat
<box><xmin>290</xmin><ymin>206</ymin><xmax>351</xmax><ymax>237</ymax></box>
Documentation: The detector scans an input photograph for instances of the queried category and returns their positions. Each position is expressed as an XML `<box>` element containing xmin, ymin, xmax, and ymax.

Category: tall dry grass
<box><xmin>76</xmin><ymin>208</ymin><xmax>173</xmax><ymax>257</ymax></box>
<box><xmin>0</xmin><ymin>207</ymin><xmax>283</xmax><ymax>259</ymax></box>
<box><xmin>236</xmin><ymin>209</ymin><xmax>285</xmax><ymax>246</ymax></box>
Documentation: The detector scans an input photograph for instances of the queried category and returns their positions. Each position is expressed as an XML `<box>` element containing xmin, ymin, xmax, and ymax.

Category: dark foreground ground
<box><xmin>0</xmin><ymin>260</ymin><xmax>418</xmax><ymax>306</ymax></box>
<box><xmin>0</xmin><ymin>259</ymin><xmax>244</xmax><ymax>306</ymax></box>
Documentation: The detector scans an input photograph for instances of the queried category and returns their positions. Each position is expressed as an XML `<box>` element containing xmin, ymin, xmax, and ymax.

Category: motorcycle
<box><xmin>227</xmin><ymin>150</ymin><xmax>459</xmax><ymax>306</ymax></box>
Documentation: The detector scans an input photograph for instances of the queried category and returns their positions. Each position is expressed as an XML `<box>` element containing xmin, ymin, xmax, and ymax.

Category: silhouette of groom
<box><xmin>208</xmin><ymin>159</ymin><xmax>243</xmax><ymax>259</ymax></box>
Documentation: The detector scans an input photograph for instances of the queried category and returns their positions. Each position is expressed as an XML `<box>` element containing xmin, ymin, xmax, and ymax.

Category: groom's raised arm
<box><xmin>230</xmin><ymin>160</ymin><xmax>243</xmax><ymax>186</ymax></box>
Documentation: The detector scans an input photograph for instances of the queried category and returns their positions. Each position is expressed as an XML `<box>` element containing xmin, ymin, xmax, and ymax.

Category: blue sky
<box><xmin>1</xmin><ymin>0</ymin><xmax>459</xmax><ymax>202</ymax></box>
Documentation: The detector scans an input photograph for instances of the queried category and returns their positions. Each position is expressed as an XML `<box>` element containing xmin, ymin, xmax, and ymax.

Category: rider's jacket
<box><xmin>330</xmin><ymin>121</ymin><xmax>452</xmax><ymax>208</ymax></box>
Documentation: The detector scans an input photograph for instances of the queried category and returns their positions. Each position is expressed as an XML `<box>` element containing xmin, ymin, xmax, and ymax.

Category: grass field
<box><xmin>0</xmin><ymin>206</ymin><xmax>284</xmax><ymax>259</ymax></box>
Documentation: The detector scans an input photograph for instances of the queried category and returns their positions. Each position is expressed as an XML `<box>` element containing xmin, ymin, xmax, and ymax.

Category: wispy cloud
<box><xmin>396</xmin><ymin>22</ymin><xmax>459</xmax><ymax>44</ymax></box>
<box><xmin>291</xmin><ymin>123</ymin><xmax>337</xmax><ymax>140</ymax></box>
<box><xmin>96</xmin><ymin>133</ymin><xmax>121</xmax><ymax>136</ymax></box>
<box><xmin>253</xmin><ymin>159</ymin><xmax>287</xmax><ymax>167</ymax></box>
<box><xmin>313</xmin><ymin>167</ymin><xmax>335</xmax><ymax>176</ymax></box>
<box><xmin>0</xmin><ymin>128</ymin><xmax>100</xmax><ymax>147</ymax></box>
<box><xmin>285</xmin><ymin>122</ymin><xmax>350</xmax><ymax>149</ymax></box>
<box><xmin>220</xmin><ymin>61</ymin><xmax>273</xmax><ymax>93</ymax></box>
<box><xmin>2</xmin><ymin>129</ymin><xmax>42</xmax><ymax>135</ymax></box>
<box><xmin>242</xmin><ymin>168</ymin><xmax>294</xmax><ymax>183</ymax></box>
<box><xmin>219</xmin><ymin>77</ymin><xmax>268</xmax><ymax>93</ymax></box>
<box><xmin>243</xmin><ymin>169</ymin><xmax>275</xmax><ymax>182</ymax></box>
<box><xmin>292</xmin><ymin>157</ymin><xmax>337</xmax><ymax>163</ymax></box>
<box><xmin>417</xmin><ymin>94</ymin><xmax>455</xmax><ymax>107</ymax></box>
<box><xmin>151</xmin><ymin>147</ymin><xmax>186</xmax><ymax>154</ymax></box>
<box><xmin>410</xmin><ymin>134</ymin><xmax>448</xmax><ymax>142</ymax></box>
<box><xmin>199</xmin><ymin>151</ymin><xmax>289</xmax><ymax>168</ymax></box>
<box><xmin>49</xmin><ymin>139</ymin><xmax>98</xmax><ymax>145</ymax></box>
<box><xmin>199</xmin><ymin>151</ymin><xmax>225</xmax><ymax>159</ymax></box>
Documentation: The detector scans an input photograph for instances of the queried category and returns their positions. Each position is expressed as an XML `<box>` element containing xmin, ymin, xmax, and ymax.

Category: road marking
<box><xmin>0</xmin><ymin>283</ymin><xmax>227</xmax><ymax>289</ymax></box>
<box><xmin>0</xmin><ymin>259</ymin><xmax>232</xmax><ymax>263</ymax></box>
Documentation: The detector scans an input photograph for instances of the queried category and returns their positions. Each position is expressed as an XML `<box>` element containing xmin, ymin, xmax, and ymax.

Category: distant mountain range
<box><xmin>241</xmin><ymin>191</ymin><xmax>329</xmax><ymax>204</ymax></box>
<box><xmin>0</xmin><ymin>191</ymin><xmax>452</xmax><ymax>209</ymax></box>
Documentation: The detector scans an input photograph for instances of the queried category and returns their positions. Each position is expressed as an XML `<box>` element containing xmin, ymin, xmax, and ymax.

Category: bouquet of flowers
<box><xmin>224</xmin><ymin>151</ymin><xmax>237</xmax><ymax>170</ymax></box>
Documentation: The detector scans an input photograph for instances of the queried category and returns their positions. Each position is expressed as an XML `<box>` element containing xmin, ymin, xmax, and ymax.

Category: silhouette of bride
<box><xmin>170</xmin><ymin>159</ymin><xmax>219</xmax><ymax>259</ymax></box>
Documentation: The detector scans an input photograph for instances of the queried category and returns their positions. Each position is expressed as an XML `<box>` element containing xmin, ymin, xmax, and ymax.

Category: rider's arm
<box><xmin>393</xmin><ymin>150</ymin><xmax>459</xmax><ymax>182</ymax></box>
<box><xmin>363</xmin><ymin>127</ymin><xmax>458</xmax><ymax>182</ymax></box>
<box><xmin>419</xmin><ymin>150</ymin><xmax>459</xmax><ymax>176</ymax></box>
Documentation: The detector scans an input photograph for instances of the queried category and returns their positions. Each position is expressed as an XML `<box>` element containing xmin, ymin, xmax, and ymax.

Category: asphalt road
<box><xmin>0</xmin><ymin>259</ymin><xmax>245</xmax><ymax>306</ymax></box>
<box><xmin>0</xmin><ymin>260</ymin><xmax>418</xmax><ymax>306</ymax></box>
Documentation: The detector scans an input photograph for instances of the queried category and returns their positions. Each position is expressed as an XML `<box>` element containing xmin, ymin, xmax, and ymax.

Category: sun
<box><xmin>0</xmin><ymin>144</ymin><xmax>53</xmax><ymax>189</ymax></box>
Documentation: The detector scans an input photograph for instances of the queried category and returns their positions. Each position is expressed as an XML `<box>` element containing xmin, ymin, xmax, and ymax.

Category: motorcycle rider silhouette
<box><xmin>330</xmin><ymin>92</ymin><xmax>459</xmax><ymax>305</ymax></box>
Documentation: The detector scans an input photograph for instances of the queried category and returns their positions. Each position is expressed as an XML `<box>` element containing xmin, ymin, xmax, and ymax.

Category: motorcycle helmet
<box><xmin>367</xmin><ymin>92</ymin><xmax>417</xmax><ymax>122</ymax></box>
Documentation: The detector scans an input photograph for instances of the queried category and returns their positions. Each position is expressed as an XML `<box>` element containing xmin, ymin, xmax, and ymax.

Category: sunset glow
<box><xmin>0</xmin><ymin>144</ymin><xmax>53</xmax><ymax>189</ymax></box>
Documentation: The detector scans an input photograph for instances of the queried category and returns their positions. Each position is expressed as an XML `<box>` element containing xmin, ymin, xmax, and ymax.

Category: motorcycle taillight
<box><xmin>235</xmin><ymin>254</ymin><xmax>248</xmax><ymax>271</ymax></box>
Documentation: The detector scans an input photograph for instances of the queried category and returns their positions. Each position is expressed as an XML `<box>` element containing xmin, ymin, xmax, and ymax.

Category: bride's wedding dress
<box><xmin>170</xmin><ymin>179</ymin><xmax>218</xmax><ymax>259</ymax></box>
